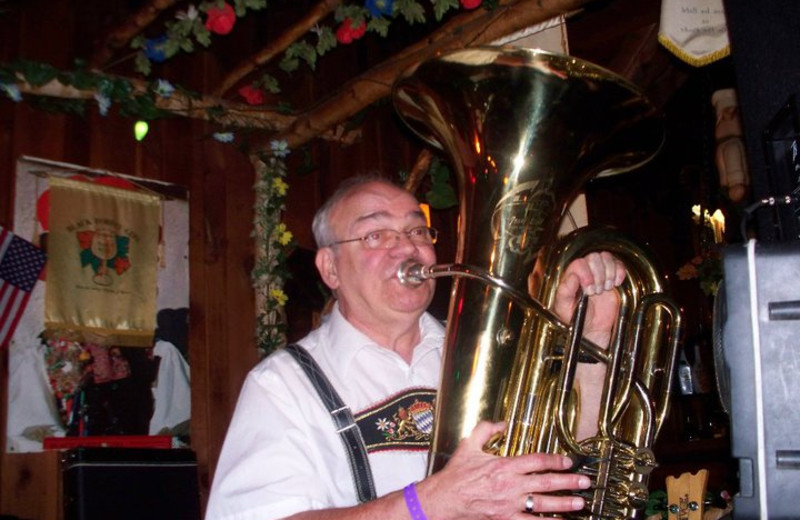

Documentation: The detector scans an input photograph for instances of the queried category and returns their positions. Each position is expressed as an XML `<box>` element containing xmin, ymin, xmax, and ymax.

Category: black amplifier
<box><xmin>61</xmin><ymin>447</ymin><xmax>201</xmax><ymax>520</ymax></box>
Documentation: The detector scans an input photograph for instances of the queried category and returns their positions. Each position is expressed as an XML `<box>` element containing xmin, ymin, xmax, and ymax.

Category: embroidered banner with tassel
<box><xmin>45</xmin><ymin>176</ymin><xmax>161</xmax><ymax>347</ymax></box>
<box><xmin>658</xmin><ymin>0</ymin><xmax>730</xmax><ymax>67</ymax></box>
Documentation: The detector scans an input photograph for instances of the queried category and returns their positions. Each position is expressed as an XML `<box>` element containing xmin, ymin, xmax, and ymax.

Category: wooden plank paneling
<box><xmin>0</xmin><ymin>451</ymin><xmax>62</xmax><ymax>520</ymax></box>
<box><xmin>186</xmin><ymin>123</ymin><xmax>213</xmax><ymax>509</ymax></box>
<box><xmin>0</xmin><ymin>3</ymin><xmax>436</xmax><ymax>518</ymax></box>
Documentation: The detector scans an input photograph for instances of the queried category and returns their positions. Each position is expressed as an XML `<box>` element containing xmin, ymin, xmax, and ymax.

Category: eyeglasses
<box><xmin>327</xmin><ymin>226</ymin><xmax>438</xmax><ymax>250</ymax></box>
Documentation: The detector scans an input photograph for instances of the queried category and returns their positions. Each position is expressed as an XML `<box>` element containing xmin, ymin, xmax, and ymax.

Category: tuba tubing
<box><xmin>397</xmin><ymin>260</ymin><xmax>611</xmax><ymax>364</ymax></box>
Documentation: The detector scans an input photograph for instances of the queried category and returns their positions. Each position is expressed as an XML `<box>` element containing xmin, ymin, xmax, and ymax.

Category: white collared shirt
<box><xmin>205</xmin><ymin>304</ymin><xmax>444</xmax><ymax>520</ymax></box>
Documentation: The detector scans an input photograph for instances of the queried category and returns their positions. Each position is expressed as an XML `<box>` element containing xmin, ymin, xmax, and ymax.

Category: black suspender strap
<box><xmin>283</xmin><ymin>343</ymin><xmax>377</xmax><ymax>503</ymax></box>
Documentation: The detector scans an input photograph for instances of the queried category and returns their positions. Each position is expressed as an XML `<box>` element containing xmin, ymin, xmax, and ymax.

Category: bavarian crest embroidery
<box><xmin>355</xmin><ymin>388</ymin><xmax>436</xmax><ymax>453</ymax></box>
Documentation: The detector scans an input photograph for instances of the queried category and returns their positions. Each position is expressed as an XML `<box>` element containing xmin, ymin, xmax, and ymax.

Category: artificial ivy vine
<box><xmin>252</xmin><ymin>144</ymin><xmax>295</xmax><ymax>357</ymax></box>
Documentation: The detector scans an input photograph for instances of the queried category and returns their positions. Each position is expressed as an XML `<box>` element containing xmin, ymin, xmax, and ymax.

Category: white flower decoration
<box><xmin>176</xmin><ymin>4</ymin><xmax>199</xmax><ymax>20</ymax></box>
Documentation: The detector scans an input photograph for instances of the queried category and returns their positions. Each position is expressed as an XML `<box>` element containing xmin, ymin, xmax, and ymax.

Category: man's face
<box><xmin>316</xmin><ymin>181</ymin><xmax>437</xmax><ymax>329</ymax></box>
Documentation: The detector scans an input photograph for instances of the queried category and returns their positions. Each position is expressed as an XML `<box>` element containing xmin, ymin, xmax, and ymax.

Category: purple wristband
<box><xmin>403</xmin><ymin>482</ymin><xmax>429</xmax><ymax>520</ymax></box>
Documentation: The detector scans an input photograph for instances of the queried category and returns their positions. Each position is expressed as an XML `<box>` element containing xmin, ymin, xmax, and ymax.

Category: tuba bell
<box><xmin>392</xmin><ymin>47</ymin><xmax>682</xmax><ymax>519</ymax></box>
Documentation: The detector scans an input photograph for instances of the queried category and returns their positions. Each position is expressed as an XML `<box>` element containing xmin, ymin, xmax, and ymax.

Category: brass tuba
<box><xmin>392</xmin><ymin>47</ymin><xmax>682</xmax><ymax>519</ymax></box>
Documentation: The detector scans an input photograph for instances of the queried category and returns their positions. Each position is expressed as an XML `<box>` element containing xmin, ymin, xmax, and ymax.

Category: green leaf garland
<box><xmin>252</xmin><ymin>145</ymin><xmax>295</xmax><ymax>357</ymax></box>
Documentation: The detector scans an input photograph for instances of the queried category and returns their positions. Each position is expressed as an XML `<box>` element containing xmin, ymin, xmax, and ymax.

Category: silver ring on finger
<box><xmin>524</xmin><ymin>494</ymin><xmax>535</xmax><ymax>514</ymax></box>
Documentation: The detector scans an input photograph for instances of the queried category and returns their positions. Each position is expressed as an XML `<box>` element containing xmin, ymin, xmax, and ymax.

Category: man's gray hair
<box><xmin>312</xmin><ymin>174</ymin><xmax>403</xmax><ymax>249</ymax></box>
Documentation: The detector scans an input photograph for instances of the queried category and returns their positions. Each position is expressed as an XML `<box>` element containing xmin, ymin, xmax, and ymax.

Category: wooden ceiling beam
<box><xmin>21</xmin><ymin>0</ymin><xmax>600</xmax><ymax>152</ymax></box>
<box><xmin>214</xmin><ymin>0</ymin><xmax>343</xmax><ymax>97</ymax></box>
<box><xmin>13</xmin><ymin>74</ymin><xmax>298</xmax><ymax>133</ymax></box>
<box><xmin>275</xmin><ymin>0</ymin><xmax>594</xmax><ymax>149</ymax></box>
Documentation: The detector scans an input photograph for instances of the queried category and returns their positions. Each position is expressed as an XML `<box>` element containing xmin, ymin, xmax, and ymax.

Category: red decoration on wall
<box><xmin>37</xmin><ymin>175</ymin><xmax>91</xmax><ymax>231</ymax></box>
<box><xmin>238</xmin><ymin>85</ymin><xmax>266</xmax><ymax>105</ymax></box>
<box><xmin>205</xmin><ymin>3</ymin><xmax>236</xmax><ymax>35</ymax></box>
<box><xmin>336</xmin><ymin>19</ymin><xmax>367</xmax><ymax>44</ymax></box>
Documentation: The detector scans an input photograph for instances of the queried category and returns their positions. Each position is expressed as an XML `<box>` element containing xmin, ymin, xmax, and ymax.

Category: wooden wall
<box><xmin>0</xmin><ymin>81</ymin><xmax>261</xmax><ymax>520</ymax></box>
<box><xmin>0</xmin><ymin>2</ymin><xmax>423</xmax><ymax>518</ymax></box>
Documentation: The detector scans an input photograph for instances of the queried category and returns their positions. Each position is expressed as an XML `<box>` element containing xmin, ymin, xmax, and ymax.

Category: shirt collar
<box><xmin>323</xmin><ymin>302</ymin><xmax>444</xmax><ymax>376</ymax></box>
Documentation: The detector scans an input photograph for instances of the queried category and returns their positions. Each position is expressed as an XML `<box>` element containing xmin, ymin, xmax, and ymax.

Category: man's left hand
<box><xmin>552</xmin><ymin>251</ymin><xmax>625</xmax><ymax>347</ymax></box>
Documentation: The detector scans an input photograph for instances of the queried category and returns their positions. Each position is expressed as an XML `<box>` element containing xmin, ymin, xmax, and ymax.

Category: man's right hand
<box><xmin>415</xmin><ymin>421</ymin><xmax>590</xmax><ymax>519</ymax></box>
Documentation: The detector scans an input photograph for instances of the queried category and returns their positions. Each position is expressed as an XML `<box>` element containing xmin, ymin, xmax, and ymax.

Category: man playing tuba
<box><xmin>206</xmin><ymin>176</ymin><xmax>624</xmax><ymax>520</ymax></box>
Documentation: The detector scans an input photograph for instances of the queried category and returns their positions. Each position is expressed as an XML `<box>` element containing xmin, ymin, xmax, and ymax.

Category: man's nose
<box><xmin>388</xmin><ymin>232</ymin><xmax>418</xmax><ymax>253</ymax></box>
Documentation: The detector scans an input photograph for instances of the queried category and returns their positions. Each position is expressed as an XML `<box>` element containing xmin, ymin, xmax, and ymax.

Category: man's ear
<box><xmin>315</xmin><ymin>247</ymin><xmax>340</xmax><ymax>289</ymax></box>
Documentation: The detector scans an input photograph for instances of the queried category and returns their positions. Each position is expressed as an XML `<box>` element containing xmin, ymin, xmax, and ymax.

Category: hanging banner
<box><xmin>658</xmin><ymin>0</ymin><xmax>730</xmax><ymax>67</ymax></box>
<box><xmin>45</xmin><ymin>176</ymin><xmax>161</xmax><ymax>346</ymax></box>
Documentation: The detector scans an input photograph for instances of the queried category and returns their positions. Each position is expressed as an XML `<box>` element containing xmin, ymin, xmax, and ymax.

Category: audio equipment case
<box><xmin>716</xmin><ymin>239</ymin><xmax>800</xmax><ymax>519</ymax></box>
<box><xmin>61</xmin><ymin>447</ymin><xmax>201</xmax><ymax>520</ymax></box>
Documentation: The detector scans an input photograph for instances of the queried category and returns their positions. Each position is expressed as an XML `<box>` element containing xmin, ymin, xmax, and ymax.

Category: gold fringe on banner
<box><xmin>658</xmin><ymin>0</ymin><xmax>731</xmax><ymax>67</ymax></box>
<box><xmin>44</xmin><ymin>177</ymin><xmax>161</xmax><ymax>347</ymax></box>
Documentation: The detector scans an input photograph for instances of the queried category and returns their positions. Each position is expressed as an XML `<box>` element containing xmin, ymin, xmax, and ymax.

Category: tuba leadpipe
<box><xmin>392</xmin><ymin>47</ymin><xmax>681</xmax><ymax>519</ymax></box>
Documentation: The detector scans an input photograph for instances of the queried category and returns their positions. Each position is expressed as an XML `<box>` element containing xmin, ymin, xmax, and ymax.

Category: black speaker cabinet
<box><xmin>716</xmin><ymin>240</ymin><xmax>800</xmax><ymax>519</ymax></box>
<box><xmin>61</xmin><ymin>447</ymin><xmax>201</xmax><ymax>520</ymax></box>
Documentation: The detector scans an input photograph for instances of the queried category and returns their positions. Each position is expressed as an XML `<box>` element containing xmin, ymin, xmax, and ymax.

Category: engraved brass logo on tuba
<box><xmin>393</xmin><ymin>47</ymin><xmax>682</xmax><ymax>519</ymax></box>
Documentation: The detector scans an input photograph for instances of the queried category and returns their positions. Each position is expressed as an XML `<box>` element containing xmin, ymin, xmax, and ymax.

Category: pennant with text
<box><xmin>658</xmin><ymin>0</ymin><xmax>730</xmax><ymax>67</ymax></box>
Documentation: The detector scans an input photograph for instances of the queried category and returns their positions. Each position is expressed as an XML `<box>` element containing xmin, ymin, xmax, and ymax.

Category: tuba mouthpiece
<box><xmin>397</xmin><ymin>261</ymin><xmax>428</xmax><ymax>286</ymax></box>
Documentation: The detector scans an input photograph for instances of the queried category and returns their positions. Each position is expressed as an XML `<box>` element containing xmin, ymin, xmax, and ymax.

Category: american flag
<box><xmin>0</xmin><ymin>226</ymin><xmax>47</xmax><ymax>348</ymax></box>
